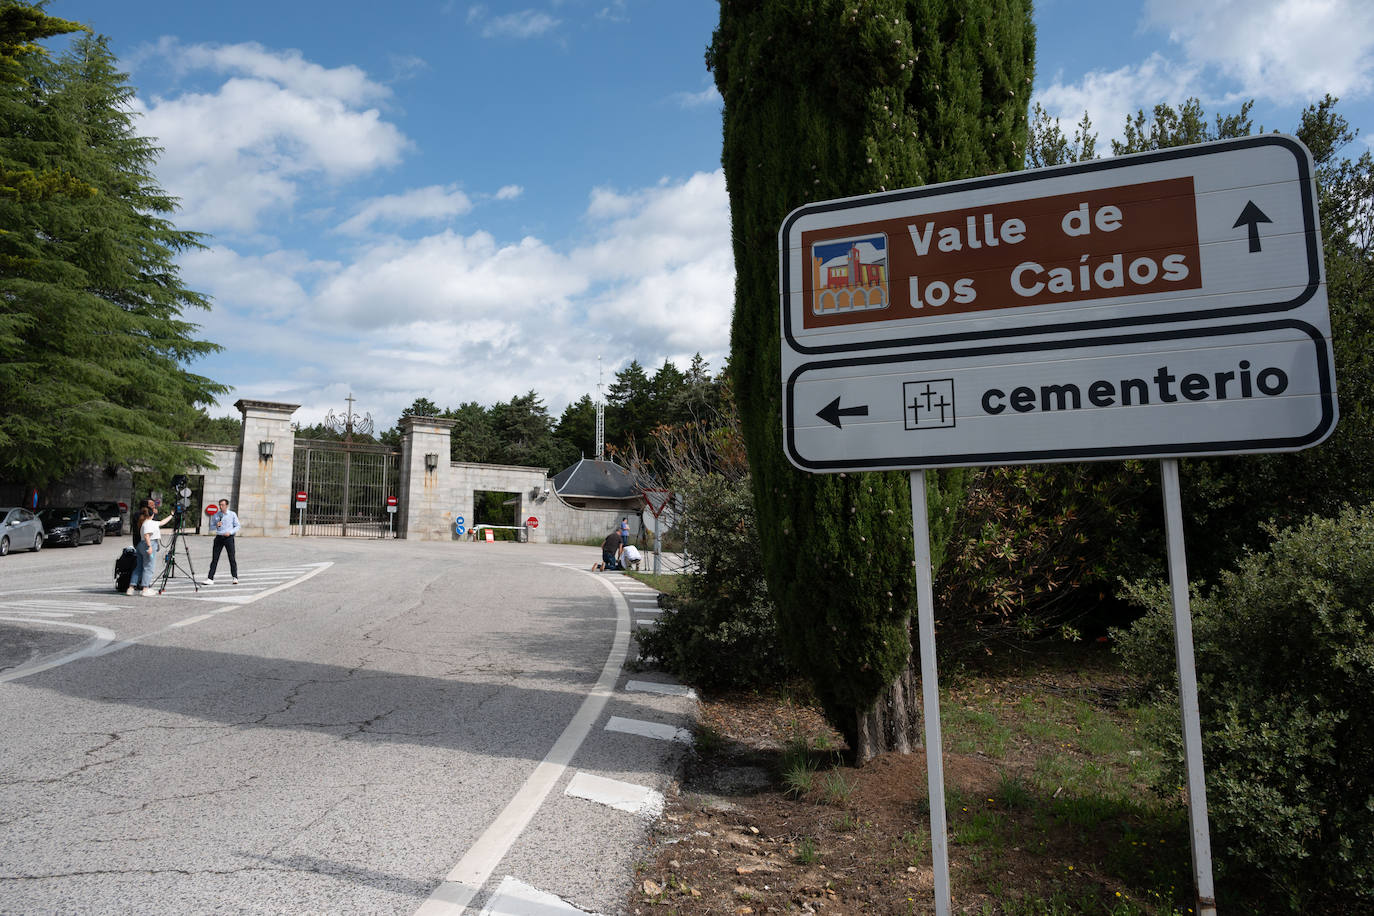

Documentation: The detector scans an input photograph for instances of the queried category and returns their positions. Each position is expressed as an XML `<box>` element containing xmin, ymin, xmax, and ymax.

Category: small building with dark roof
<box><xmin>551</xmin><ymin>457</ymin><xmax>643</xmax><ymax>511</ymax></box>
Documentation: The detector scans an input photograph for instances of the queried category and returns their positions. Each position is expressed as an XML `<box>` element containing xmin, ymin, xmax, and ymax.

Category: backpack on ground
<box><xmin>114</xmin><ymin>546</ymin><xmax>136</xmax><ymax>592</ymax></box>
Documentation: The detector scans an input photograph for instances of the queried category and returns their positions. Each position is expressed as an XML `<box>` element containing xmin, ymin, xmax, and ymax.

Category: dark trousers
<box><xmin>209</xmin><ymin>534</ymin><xmax>238</xmax><ymax>579</ymax></box>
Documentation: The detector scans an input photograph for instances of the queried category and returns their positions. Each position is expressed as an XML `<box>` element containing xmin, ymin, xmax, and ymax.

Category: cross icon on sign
<box><xmin>903</xmin><ymin>379</ymin><xmax>957</xmax><ymax>430</ymax></box>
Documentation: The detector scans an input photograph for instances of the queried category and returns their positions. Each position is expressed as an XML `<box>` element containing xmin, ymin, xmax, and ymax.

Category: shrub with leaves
<box><xmin>937</xmin><ymin>460</ymin><xmax>1155</xmax><ymax>655</ymax></box>
<box><xmin>1114</xmin><ymin>504</ymin><xmax>1374</xmax><ymax>911</ymax></box>
<box><xmin>635</xmin><ymin>468</ymin><xmax>791</xmax><ymax>690</ymax></box>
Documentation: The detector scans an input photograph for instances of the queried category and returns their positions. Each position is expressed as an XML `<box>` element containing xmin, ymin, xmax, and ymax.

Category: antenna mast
<box><xmin>595</xmin><ymin>356</ymin><xmax>606</xmax><ymax>461</ymax></box>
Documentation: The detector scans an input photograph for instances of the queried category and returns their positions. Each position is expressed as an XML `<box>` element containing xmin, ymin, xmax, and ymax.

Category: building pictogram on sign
<box><xmin>811</xmin><ymin>234</ymin><xmax>889</xmax><ymax>317</ymax></box>
<box><xmin>903</xmin><ymin>379</ymin><xmax>956</xmax><ymax>430</ymax></box>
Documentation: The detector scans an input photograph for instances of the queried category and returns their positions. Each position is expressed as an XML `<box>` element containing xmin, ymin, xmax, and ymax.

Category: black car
<box><xmin>85</xmin><ymin>500</ymin><xmax>127</xmax><ymax>536</ymax></box>
<box><xmin>38</xmin><ymin>506</ymin><xmax>105</xmax><ymax>547</ymax></box>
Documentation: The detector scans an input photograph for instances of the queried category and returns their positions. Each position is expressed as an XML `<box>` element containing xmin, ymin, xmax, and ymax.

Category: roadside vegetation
<box><xmin>629</xmin><ymin>80</ymin><xmax>1374</xmax><ymax>913</ymax></box>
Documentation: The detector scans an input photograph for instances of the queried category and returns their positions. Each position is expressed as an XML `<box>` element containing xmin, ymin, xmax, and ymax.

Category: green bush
<box><xmin>1114</xmin><ymin>504</ymin><xmax>1374</xmax><ymax>912</ymax></box>
<box><xmin>937</xmin><ymin>461</ymin><xmax>1155</xmax><ymax>656</ymax></box>
<box><xmin>634</xmin><ymin>470</ymin><xmax>793</xmax><ymax>690</ymax></box>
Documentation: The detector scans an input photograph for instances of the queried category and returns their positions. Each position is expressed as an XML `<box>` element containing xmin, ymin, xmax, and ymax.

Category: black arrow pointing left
<box><xmin>817</xmin><ymin>396</ymin><xmax>869</xmax><ymax>429</ymax></box>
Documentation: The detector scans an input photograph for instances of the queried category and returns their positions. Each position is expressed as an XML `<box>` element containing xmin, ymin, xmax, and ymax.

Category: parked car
<box><xmin>0</xmin><ymin>507</ymin><xmax>45</xmax><ymax>556</ymax></box>
<box><xmin>85</xmin><ymin>500</ymin><xmax>127</xmax><ymax>536</ymax></box>
<box><xmin>37</xmin><ymin>506</ymin><xmax>105</xmax><ymax>547</ymax></box>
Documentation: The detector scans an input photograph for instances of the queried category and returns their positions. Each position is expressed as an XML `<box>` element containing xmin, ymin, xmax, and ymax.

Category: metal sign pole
<box><xmin>1160</xmin><ymin>458</ymin><xmax>1218</xmax><ymax>916</ymax></box>
<box><xmin>909</xmin><ymin>469</ymin><xmax>951</xmax><ymax>916</ymax></box>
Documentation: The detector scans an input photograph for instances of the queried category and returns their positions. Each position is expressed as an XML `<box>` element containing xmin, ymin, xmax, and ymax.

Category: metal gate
<box><xmin>291</xmin><ymin>439</ymin><xmax>400</xmax><ymax>537</ymax></box>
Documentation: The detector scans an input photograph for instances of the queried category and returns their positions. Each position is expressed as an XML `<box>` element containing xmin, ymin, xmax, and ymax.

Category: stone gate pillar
<box><xmin>234</xmin><ymin>399</ymin><xmax>298</xmax><ymax>537</ymax></box>
<box><xmin>399</xmin><ymin>416</ymin><xmax>457</xmax><ymax>540</ymax></box>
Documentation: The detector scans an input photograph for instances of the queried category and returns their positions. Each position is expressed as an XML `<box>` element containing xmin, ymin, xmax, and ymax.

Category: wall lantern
<box><xmin>258</xmin><ymin>440</ymin><xmax>274</xmax><ymax>460</ymax></box>
<box><xmin>424</xmin><ymin>452</ymin><xmax>439</xmax><ymax>472</ymax></box>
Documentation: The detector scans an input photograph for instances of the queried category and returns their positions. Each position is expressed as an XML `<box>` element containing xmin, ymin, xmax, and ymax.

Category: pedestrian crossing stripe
<box><xmin>0</xmin><ymin>599</ymin><xmax>122</xmax><ymax>614</ymax></box>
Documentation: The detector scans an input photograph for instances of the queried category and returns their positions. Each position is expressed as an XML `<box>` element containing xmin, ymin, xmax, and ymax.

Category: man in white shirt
<box><xmin>205</xmin><ymin>499</ymin><xmax>241</xmax><ymax>584</ymax></box>
<box><xmin>619</xmin><ymin>543</ymin><xmax>642</xmax><ymax>571</ymax></box>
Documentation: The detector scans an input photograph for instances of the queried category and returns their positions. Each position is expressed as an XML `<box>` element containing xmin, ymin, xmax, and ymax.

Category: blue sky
<box><xmin>45</xmin><ymin>0</ymin><xmax>1374</xmax><ymax>431</ymax></box>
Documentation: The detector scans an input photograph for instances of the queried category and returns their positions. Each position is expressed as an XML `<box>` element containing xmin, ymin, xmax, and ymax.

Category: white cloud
<box><xmin>181</xmin><ymin>246</ymin><xmax>329</xmax><ymax>320</ymax></box>
<box><xmin>1143</xmin><ymin>0</ymin><xmax>1374</xmax><ymax>104</ymax></box>
<box><xmin>597</xmin><ymin>1</ymin><xmax>629</xmax><ymax>23</ymax></box>
<box><xmin>495</xmin><ymin>185</ymin><xmax>524</xmax><ymax>200</ymax></box>
<box><xmin>674</xmin><ymin>85</ymin><xmax>721</xmax><ymax>109</ymax></box>
<box><xmin>1033</xmin><ymin>52</ymin><xmax>1202</xmax><ymax>147</ymax></box>
<box><xmin>200</xmin><ymin>170</ymin><xmax>734</xmax><ymax>421</ymax></box>
<box><xmin>335</xmin><ymin>185</ymin><xmax>475</xmax><ymax>236</ymax></box>
<box><xmin>312</xmin><ymin>231</ymin><xmax>586</xmax><ymax>328</ymax></box>
<box><xmin>135</xmin><ymin>42</ymin><xmax>410</xmax><ymax>233</ymax></box>
<box><xmin>1034</xmin><ymin>1</ymin><xmax>1374</xmax><ymax>154</ymax></box>
<box><xmin>577</xmin><ymin>170</ymin><xmax>730</xmax><ymax>278</ymax></box>
<box><xmin>468</xmin><ymin>7</ymin><xmax>561</xmax><ymax>39</ymax></box>
<box><xmin>166</xmin><ymin>40</ymin><xmax>389</xmax><ymax>104</ymax></box>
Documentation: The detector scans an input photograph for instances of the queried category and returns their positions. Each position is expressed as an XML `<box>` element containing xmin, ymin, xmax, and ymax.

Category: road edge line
<box><xmin>414</xmin><ymin>566</ymin><xmax>632</xmax><ymax>916</ymax></box>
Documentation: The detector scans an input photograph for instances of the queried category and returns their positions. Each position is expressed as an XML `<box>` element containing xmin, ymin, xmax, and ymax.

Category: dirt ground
<box><xmin>626</xmin><ymin>667</ymin><xmax>1188</xmax><ymax>915</ymax></box>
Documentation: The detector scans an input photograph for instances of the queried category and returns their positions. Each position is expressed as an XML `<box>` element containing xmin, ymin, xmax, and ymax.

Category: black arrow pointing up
<box><xmin>817</xmin><ymin>396</ymin><xmax>869</xmax><ymax>429</ymax></box>
<box><xmin>1233</xmin><ymin>200</ymin><xmax>1272</xmax><ymax>253</ymax></box>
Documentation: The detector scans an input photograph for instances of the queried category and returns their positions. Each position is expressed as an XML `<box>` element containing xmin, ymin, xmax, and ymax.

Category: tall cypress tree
<box><xmin>0</xmin><ymin>24</ymin><xmax>223</xmax><ymax>488</ymax></box>
<box><xmin>710</xmin><ymin>0</ymin><xmax>1034</xmax><ymax>758</ymax></box>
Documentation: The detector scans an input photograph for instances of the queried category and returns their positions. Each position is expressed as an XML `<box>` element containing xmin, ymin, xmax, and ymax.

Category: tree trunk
<box><xmin>853</xmin><ymin>637</ymin><xmax>922</xmax><ymax>763</ymax></box>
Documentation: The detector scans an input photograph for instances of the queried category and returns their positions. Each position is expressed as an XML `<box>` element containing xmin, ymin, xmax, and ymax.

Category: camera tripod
<box><xmin>155</xmin><ymin>511</ymin><xmax>201</xmax><ymax>594</ymax></box>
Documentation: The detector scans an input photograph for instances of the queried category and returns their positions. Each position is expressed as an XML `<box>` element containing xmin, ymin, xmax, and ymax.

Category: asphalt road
<box><xmin>0</xmin><ymin>535</ymin><xmax>692</xmax><ymax>915</ymax></box>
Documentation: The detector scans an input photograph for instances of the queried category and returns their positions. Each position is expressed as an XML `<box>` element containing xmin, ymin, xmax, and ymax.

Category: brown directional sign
<box><xmin>802</xmin><ymin>177</ymin><xmax>1202</xmax><ymax>330</ymax></box>
<box><xmin>780</xmin><ymin>135</ymin><xmax>1337</xmax><ymax>472</ymax></box>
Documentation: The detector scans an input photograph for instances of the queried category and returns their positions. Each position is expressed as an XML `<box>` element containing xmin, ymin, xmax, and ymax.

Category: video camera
<box><xmin>170</xmin><ymin>474</ymin><xmax>192</xmax><ymax>515</ymax></box>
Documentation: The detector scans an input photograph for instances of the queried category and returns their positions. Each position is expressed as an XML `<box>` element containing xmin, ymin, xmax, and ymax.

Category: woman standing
<box><xmin>128</xmin><ymin>500</ymin><xmax>172</xmax><ymax>596</ymax></box>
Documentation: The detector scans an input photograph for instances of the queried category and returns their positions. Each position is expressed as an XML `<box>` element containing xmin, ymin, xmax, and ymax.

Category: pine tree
<box><xmin>606</xmin><ymin>359</ymin><xmax>653</xmax><ymax>451</ymax></box>
<box><xmin>448</xmin><ymin>401</ymin><xmax>498</xmax><ymax>464</ymax></box>
<box><xmin>554</xmin><ymin>394</ymin><xmax>598</xmax><ymax>459</ymax></box>
<box><xmin>0</xmin><ymin>22</ymin><xmax>223</xmax><ymax>488</ymax></box>
<box><xmin>710</xmin><ymin>0</ymin><xmax>1034</xmax><ymax>758</ymax></box>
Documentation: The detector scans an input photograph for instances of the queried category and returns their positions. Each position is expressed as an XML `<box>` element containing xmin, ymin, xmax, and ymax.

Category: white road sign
<box><xmin>780</xmin><ymin>135</ymin><xmax>1337</xmax><ymax>471</ymax></box>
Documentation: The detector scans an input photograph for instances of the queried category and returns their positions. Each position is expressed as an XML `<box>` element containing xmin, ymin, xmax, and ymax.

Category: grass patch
<box><xmin>794</xmin><ymin>836</ymin><xmax>820</xmax><ymax>865</ymax></box>
<box><xmin>818</xmin><ymin>769</ymin><xmax>856</xmax><ymax>807</ymax></box>
<box><xmin>626</xmin><ymin>571</ymin><xmax>678</xmax><ymax>594</ymax></box>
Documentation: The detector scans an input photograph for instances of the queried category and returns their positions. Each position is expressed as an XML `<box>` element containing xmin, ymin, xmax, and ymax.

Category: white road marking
<box><xmin>605</xmin><ymin>716</ymin><xmax>692</xmax><ymax>744</ymax></box>
<box><xmin>634</xmin><ymin>619</ymin><xmax>658</xmax><ymax>627</ymax></box>
<box><xmin>477</xmin><ymin>876</ymin><xmax>601</xmax><ymax>916</ymax></box>
<box><xmin>416</xmin><ymin>567</ymin><xmax>633</xmax><ymax>916</ymax></box>
<box><xmin>0</xmin><ymin>563</ymin><xmax>334</xmax><ymax>673</ymax></box>
<box><xmin>0</xmin><ymin>620</ymin><xmax>117</xmax><ymax>684</ymax></box>
<box><xmin>0</xmin><ymin>599</ymin><xmax>120</xmax><ymax>614</ymax></box>
<box><xmin>624</xmin><ymin>679</ymin><xmax>697</xmax><ymax>700</ymax></box>
<box><xmin>564</xmin><ymin>772</ymin><xmax>664</xmax><ymax>815</ymax></box>
<box><xmin>169</xmin><ymin>614</ymin><xmax>213</xmax><ymax>628</ymax></box>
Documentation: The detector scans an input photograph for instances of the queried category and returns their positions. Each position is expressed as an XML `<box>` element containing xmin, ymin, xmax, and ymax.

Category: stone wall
<box><xmin>445</xmin><ymin>461</ymin><xmax>551</xmax><ymax>542</ymax></box>
<box><xmin>192</xmin><ymin>443</ymin><xmax>241</xmax><ymax>539</ymax></box>
<box><xmin>29</xmin><ymin>463</ymin><xmax>133</xmax><ymax>511</ymax></box>
<box><xmin>536</xmin><ymin>489</ymin><xmax>634</xmax><ymax>544</ymax></box>
<box><xmin>18</xmin><ymin>408</ymin><xmax>644</xmax><ymax>545</ymax></box>
<box><xmin>235</xmin><ymin>400</ymin><xmax>298</xmax><ymax>538</ymax></box>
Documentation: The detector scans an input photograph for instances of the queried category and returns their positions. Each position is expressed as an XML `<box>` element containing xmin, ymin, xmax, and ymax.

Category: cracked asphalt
<box><xmin>0</xmin><ymin>536</ymin><xmax>691</xmax><ymax>914</ymax></box>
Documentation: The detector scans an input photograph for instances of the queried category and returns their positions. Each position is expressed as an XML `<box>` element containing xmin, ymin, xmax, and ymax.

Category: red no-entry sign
<box><xmin>205</xmin><ymin>504</ymin><xmax>218</xmax><ymax>516</ymax></box>
<box><xmin>386</xmin><ymin>495</ymin><xmax>398</xmax><ymax>506</ymax></box>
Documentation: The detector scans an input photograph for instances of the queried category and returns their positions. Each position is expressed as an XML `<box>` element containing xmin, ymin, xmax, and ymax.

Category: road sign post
<box><xmin>642</xmin><ymin>489</ymin><xmax>673</xmax><ymax>574</ymax></box>
<box><xmin>294</xmin><ymin>491</ymin><xmax>307</xmax><ymax>538</ymax></box>
<box><xmin>386</xmin><ymin>495</ymin><xmax>397</xmax><ymax>539</ymax></box>
<box><xmin>779</xmin><ymin>135</ymin><xmax>1335</xmax><ymax>916</ymax></box>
